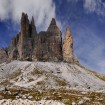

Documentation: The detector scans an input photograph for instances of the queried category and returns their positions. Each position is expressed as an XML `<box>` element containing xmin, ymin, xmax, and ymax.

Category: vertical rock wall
<box><xmin>63</xmin><ymin>27</ymin><xmax>73</xmax><ymax>63</ymax></box>
<box><xmin>2</xmin><ymin>12</ymin><xmax>75</xmax><ymax>63</ymax></box>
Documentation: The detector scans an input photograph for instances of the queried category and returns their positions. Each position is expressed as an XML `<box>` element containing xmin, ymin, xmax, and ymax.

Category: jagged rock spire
<box><xmin>21</xmin><ymin>12</ymin><xmax>30</xmax><ymax>39</ymax></box>
<box><xmin>31</xmin><ymin>16</ymin><xmax>34</xmax><ymax>24</ymax></box>
<box><xmin>7</xmin><ymin>13</ymin><xmax>75</xmax><ymax>63</ymax></box>
<box><xmin>63</xmin><ymin>26</ymin><xmax>73</xmax><ymax>63</ymax></box>
<box><xmin>19</xmin><ymin>13</ymin><xmax>35</xmax><ymax>60</ymax></box>
<box><xmin>31</xmin><ymin>16</ymin><xmax>35</xmax><ymax>28</ymax></box>
<box><xmin>47</xmin><ymin>18</ymin><xmax>61</xmax><ymax>36</ymax></box>
<box><xmin>47</xmin><ymin>18</ymin><xmax>56</xmax><ymax>31</ymax></box>
<box><xmin>31</xmin><ymin>16</ymin><xmax>37</xmax><ymax>36</ymax></box>
<box><xmin>49</xmin><ymin>18</ymin><xmax>56</xmax><ymax>26</ymax></box>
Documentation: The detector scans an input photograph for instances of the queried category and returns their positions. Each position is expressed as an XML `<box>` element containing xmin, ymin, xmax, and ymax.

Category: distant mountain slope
<box><xmin>0</xmin><ymin>61</ymin><xmax>105</xmax><ymax>105</ymax></box>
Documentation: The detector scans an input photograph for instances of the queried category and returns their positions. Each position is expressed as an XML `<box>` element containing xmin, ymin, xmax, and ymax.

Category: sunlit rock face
<box><xmin>63</xmin><ymin>27</ymin><xmax>73</xmax><ymax>63</ymax></box>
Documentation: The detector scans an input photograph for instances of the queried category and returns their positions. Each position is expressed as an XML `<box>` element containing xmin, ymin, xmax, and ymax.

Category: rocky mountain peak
<box><xmin>47</xmin><ymin>18</ymin><xmax>57</xmax><ymax>32</ymax></box>
<box><xmin>50</xmin><ymin>18</ymin><xmax>56</xmax><ymax>26</ymax></box>
<box><xmin>31</xmin><ymin>16</ymin><xmax>37</xmax><ymax>36</ymax></box>
<box><xmin>66</xmin><ymin>26</ymin><xmax>71</xmax><ymax>36</ymax></box>
<box><xmin>21</xmin><ymin>13</ymin><xmax>29</xmax><ymax>25</ymax></box>
<box><xmin>0</xmin><ymin>12</ymin><xmax>75</xmax><ymax>63</ymax></box>
<box><xmin>31</xmin><ymin>16</ymin><xmax>35</xmax><ymax>28</ymax></box>
<box><xmin>31</xmin><ymin>16</ymin><xmax>34</xmax><ymax>23</ymax></box>
<box><xmin>47</xmin><ymin>18</ymin><xmax>61</xmax><ymax>38</ymax></box>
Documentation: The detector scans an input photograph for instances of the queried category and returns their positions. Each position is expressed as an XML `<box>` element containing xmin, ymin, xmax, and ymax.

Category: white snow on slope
<box><xmin>0</xmin><ymin>61</ymin><xmax>105</xmax><ymax>92</ymax></box>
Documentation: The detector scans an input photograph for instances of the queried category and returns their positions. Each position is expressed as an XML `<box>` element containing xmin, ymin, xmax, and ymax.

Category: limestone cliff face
<box><xmin>7</xmin><ymin>13</ymin><xmax>63</xmax><ymax>62</ymax></box>
<box><xmin>1</xmin><ymin>13</ymin><xmax>75</xmax><ymax>63</ymax></box>
<box><xmin>33</xmin><ymin>18</ymin><xmax>63</xmax><ymax>61</ymax></box>
<box><xmin>8</xmin><ymin>13</ymin><xmax>37</xmax><ymax>61</ymax></box>
<box><xmin>47</xmin><ymin>18</ymin><xmax>62</xmax><ymax>61</ymax></box>
<box><xmin>18</xmin><ymin>13</ymin><xmax>37</xmax><ymax>61</ymax></box>
<box><xmin>63</xmin><ymin>27</ymin><xmax>73</xmax><ymax>63</ymax></box>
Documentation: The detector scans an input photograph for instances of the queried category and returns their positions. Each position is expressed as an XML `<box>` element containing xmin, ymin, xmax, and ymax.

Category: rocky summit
<box><xmin>0</xmin><ymin>13</ymin><xmax>75</xmax><ymax>63</ymax></box>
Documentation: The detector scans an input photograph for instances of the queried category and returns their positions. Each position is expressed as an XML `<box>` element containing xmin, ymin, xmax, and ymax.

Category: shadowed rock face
<box><xmin>18</xmin><ymin>13</ymin><xmax>37</xmax><ymax>61</ymax></box>
<box><xmin>47</xmin><ymin>18</ymin><xmax>62</xmax><ymax>37</ymax></box>
<box><xmin>8</xmin><ymin>33</ymin><xmax>20</xmax><ymax>61</ymax></box>
<box><xmin>0</xmin><ymin>48</ymin><xmax>8</xmax><ymax>63</ymax></box>
<box><xmin>34</xmin><ymin>31</ymin><xmax>62</xmax><ymax>61</ymax></box>
<box><xmin>7</xmin><ymin>13</ymin><xmax>37</xmax><ymax>62</ymax></box>
<box><xmin>0</xmin><ymin>13</ymin><xmax>75</xmax><ymax>63</ymax></box>
<box><xmin>7</xmin><ymin>13</ymin><xmax>63</xmax><ymax>62</ymax></box>
<box><xmin>32</xmin><ymin>18</ymin><xmax>63</xmax><ymax>61</ymax></box>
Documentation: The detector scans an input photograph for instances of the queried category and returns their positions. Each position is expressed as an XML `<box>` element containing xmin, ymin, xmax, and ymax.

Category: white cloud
<box><xmin>84</xmin><ymin>0</ymin><xmax>105</xmax><ymax>16</ymax></box>
<box><xmin>0</xmin><ymin>0</ymin><xmax>56</xmax><ymax>30</ymax></box>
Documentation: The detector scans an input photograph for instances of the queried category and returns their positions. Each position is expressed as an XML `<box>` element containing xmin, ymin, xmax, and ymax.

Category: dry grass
<box><xmin>31</xmin><ymin>69</ymin><xmax>45</xmax><ymax>75</ymax></box>
<box><xmin>1</xmin><ymin>87</ymin><xmax>105</xmax><ymax>105</ymax></box>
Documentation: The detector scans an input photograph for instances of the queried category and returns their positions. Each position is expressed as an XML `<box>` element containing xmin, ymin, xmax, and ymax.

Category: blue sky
<box><xmin>0</xmin><ymin>0</ymin><xmax>105</xmax><ymax>73</ymax></box>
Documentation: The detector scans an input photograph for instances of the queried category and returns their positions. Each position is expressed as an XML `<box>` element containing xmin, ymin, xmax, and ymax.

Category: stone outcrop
<box><xmin>0</xmin><ymin>48</ymin><xmax>8</xmax><ymax>63</ymax></box>
<box><xmin>0</xmin><ymin>12</ymin><xmax>76</xmax><ymax>63</ymax></box>
<box><xmin>63</xmin><ymin>27</ymin><xmax>73</xmax><ymax>63</ymax></box>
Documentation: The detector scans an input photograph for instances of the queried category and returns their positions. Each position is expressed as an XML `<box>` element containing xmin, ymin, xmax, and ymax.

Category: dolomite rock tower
<box><xmin>7</xmin><ymin>13</ymin><xmax>63</xmax><ymax>62</ymax></box>
<box><xmin>0</xmin><ymin>12</ymin><xmax>76</xmax><ymax>64</ymax></box>
<box><xmin>63</xmin><ymin>27</ymin><xmax>73</xmax><ymax>62</ymax></box>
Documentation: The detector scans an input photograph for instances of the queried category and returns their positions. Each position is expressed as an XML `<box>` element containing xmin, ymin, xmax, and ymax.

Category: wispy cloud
<box><xmin>84</xmin><ymin>0</ymin><xmax>105</xmax><ymax>16</ymax></box>
<box><xmin>67</xmin><ymin>0</ymin><xmax>105</xmax><ymax>17</ymax></box>
<box><xmin>74</xmin><ymin>24</ymin><xmax>105</xmax><ymax>73</ymax></box>
<box><xmin>0</xmin><ymin>0</ymin><xmax>56</xmax><ymax>30</ymax></box>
